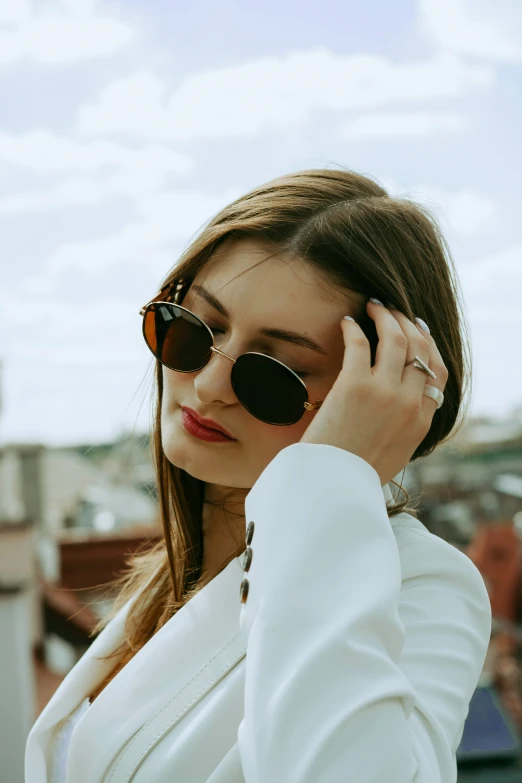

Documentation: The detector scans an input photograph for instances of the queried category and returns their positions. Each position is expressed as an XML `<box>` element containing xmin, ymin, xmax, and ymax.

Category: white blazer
<box><xmin>25</xmin><ymin>443</ymin><xmax>492</xmax><ymax>783</ymax></box>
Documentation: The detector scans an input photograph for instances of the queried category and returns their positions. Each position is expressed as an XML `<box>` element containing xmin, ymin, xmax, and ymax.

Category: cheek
<box><xmin>243</xmin><ymin>413</ymin><xmax>313</xmax><ymax>485</ymax></box>
<box><xmin>162</xmin><ymin>366</ymin><xmax>190</xmax><ymax>403</ymax></box>
<box><xmin>253</xmin><ymin>415</ymin><xmax>311</xmax><ymax>460</ymax></box>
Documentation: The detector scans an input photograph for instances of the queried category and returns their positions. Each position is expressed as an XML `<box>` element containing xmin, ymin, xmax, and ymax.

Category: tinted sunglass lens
<box><xmin>232</xmin><ymin>354</ymin><xmax>307</xmax><ymax>425</ymax></box>
<box><xmin>143</xmin><ymin>304</ymin><xmax>212</xmax><ymax>371</ymax></box>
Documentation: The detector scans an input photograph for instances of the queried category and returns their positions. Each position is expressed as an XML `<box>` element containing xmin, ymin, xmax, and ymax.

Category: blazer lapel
<box><xmin>66</xmin><ymin>555</ymin><xmax>245</xmax><ymax>783</ymax></box>
<box><xmin>25</xmin><ymin>592</ymin><xmax>136</xmax><ymax>783</ymax></box>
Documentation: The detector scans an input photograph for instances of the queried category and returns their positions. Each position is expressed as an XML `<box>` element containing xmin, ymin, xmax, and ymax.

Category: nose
<box><xmin>193</xmin><ymin>345</ymin><xmax>238</xmax><ymax>406</ymax></box>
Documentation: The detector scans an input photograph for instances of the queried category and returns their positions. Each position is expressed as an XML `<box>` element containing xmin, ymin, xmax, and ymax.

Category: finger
<box><xmin>366</xmin><ymin>299</ymin><xmax>408</xmax><ymax>384</ymax></box>
<box><xmin>413</xmin><ymin>318</ymin><xmax>449</xmax><ymax>388</ymax></box>
<box><xmin>404</xmin><ymin>310</ymin><xmax>449</xmax><ymax>392</ymax></box>
<box><xmin>387</xmin><ymin>309</ymin><xmax>432</xmax><ymax>382</ymax></box>
<box><xmin>339</xmin><ymin>315</ymin><xmax>372</xmax><ymax>381</ymax></box>
<box><xmin>388</xmin><ymin>308</ymin><xmax>447</xmax><ymax>413</ymax></box>
<box><xmin>411</xmin><ymin>318</ymin><xmax>449</xmax><ymax>414</ymax></box>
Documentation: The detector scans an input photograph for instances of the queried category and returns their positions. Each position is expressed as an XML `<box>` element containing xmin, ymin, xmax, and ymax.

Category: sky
<box><xmin>1</xmin><ymin>0</ymin><xmax>521</xmax><ymax>446</ymax></box>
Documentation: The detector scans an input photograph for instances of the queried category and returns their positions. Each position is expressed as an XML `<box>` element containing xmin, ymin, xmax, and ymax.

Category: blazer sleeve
<box><xmin>237</xmin><ymin>443</ymin><xmax>492</xmax><ymax>783</ymax></box>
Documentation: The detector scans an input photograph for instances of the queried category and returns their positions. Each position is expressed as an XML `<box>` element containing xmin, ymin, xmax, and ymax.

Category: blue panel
<box><xmin>457</xmin><ymin>686</ymin><xmax>522</xmax><ymax>763</ymax></box>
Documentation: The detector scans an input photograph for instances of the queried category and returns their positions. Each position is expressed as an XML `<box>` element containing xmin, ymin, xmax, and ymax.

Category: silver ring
<box><xmin>408</xmin><ymin>354</ymin><xmax>437</xmax><ymax>380</ymax></box>
<box><xmin>424</xmin><ymin>384</ymin><xmax>444</xmax><ymax>409</ymax></box>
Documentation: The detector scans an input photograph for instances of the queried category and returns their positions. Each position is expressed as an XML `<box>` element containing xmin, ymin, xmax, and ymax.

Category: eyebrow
<box><xmin>191</xmin><ymin>284</ymin><xmax>328</xmax><ymax>356</ymax></box>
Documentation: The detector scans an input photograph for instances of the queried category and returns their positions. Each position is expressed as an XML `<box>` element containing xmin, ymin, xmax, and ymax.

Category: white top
<box><xmin>49</xmin><ymin>697</ymin><xmax>90</xmax><ymax>783</ymax></box>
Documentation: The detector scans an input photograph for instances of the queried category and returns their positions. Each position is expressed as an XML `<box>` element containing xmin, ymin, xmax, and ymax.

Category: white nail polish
<box><xmin>344</xmin><ymin>316</ymin><xmax>355</xmax><ymax>321</ymax></box>
<box><xmin>415</xmin><ymin>317</ymin><xmax>430</xmax><ymax>334</ymax></box>
<box><xmin>369</xmin><ymin>298</ymin><xmax>384</xmax><ymax>306</ymax></box>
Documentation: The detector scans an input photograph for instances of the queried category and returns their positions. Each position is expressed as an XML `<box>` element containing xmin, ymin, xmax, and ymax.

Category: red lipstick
<box><xmin>181</xmin><ymin>407</ymin><xmax>236</xmax><ymax>442</ymax></box>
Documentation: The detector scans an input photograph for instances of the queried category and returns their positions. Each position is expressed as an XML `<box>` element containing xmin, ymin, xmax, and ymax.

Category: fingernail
<box><xmin>415</xmin><ymin>317</ymin><xmax>430</xmax><ymax>334</ymax></box>
<box><xmin>369</xmin><ymin>298</ymin><xmax>384</xmax><ymax>307</ymax></box>
<box><xmin>344</xmin><ymin>316</ymin><xmax>355</xmax><ymax>321</ymax></box>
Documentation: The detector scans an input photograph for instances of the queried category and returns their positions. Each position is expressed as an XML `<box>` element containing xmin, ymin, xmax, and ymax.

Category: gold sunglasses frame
<box><xmin>139</xmin><ymin>278</ymin><xmax>323</xmax><ymax>420</ymax></box>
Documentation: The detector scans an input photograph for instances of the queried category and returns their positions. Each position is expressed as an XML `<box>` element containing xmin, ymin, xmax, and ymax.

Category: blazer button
<box><xmin>246</xmin><ymin>520</ymin><xmax>255</xmax><ymax>546</ymax></box>
<box><xmin>243</xmin><ymin>546</ymin><xmax>252</xmax><ymax>572</ymax></box>
<box><xmin>240</xmin><ymin>578</ymin><xmax>249</xmax><ymax>603</ymax></box>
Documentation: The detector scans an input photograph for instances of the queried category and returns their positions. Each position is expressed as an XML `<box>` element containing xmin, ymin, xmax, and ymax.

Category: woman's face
<box><xmin>161</xmin><ymin>237</ymin><xmax>357</xmax><ymax>489</ymax></box>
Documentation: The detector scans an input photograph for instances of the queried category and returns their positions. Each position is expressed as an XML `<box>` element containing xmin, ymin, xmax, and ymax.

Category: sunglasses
<box><xmin>139</xmin><ymin>279</ymin><xmax>323</xmax><ymax>426</ymax></box>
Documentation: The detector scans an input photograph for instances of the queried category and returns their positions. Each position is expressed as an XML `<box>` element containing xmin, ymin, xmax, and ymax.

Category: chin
<box><xmin>160</xmin><ymin>428</ymin><xmax>218</xmax><ymax>479</ymax></box>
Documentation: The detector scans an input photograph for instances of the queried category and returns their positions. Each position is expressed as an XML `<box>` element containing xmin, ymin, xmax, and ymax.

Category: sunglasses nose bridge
<box><xmin>210</xmin><ymin>345</ymin><xmax>236</xmax><ymax>364</ymax></box>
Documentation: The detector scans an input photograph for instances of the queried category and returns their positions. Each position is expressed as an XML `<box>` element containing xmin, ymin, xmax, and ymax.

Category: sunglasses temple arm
<box><xmin>139</xmin><ymin>279</ymin><xmax>186</xmax><ymax>316</ymax></box>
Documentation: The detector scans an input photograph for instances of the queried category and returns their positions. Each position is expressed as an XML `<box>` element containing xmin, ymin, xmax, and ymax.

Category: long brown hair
<box><xmin>87</xmin><ymin>167</ymin><xmax>472</xmax><ymax>701</ymax></box>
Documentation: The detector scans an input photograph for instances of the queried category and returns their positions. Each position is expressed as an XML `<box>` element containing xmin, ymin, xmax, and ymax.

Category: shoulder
<box><xmin>389</xmin><ymin>510</ymin><xmax>491</xmax><ymax>620</ymax></box>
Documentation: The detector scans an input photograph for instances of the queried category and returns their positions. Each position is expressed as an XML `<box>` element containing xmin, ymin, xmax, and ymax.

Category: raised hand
<box><xmin>299</xmin><ymin>299</ymin><xmax>448</xmax><ymax>486</ymax></box>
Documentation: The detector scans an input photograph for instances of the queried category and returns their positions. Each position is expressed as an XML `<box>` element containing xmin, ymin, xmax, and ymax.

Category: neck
<box><xmin>200</xmin><ymin>483</ymin><xmax>249</xmax><ymax>580</ymax></box>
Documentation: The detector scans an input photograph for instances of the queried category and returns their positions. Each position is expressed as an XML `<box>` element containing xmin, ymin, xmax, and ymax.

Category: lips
<box><xmin>181</xmin><ymin>407</ymin><xmax>235</xmax><ymax>439</ymax></box>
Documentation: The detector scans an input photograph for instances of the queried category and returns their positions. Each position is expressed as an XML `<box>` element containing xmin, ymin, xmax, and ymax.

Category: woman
<box><xmin>25</xmin><ymin>168</ymin><xmax>492</xmax><ymax>783</ymax></box>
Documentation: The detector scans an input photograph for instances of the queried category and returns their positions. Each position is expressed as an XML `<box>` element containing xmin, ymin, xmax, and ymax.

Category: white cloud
<box><xmin>381</xmin><ymin>181</ymin><xmax>497</xmax><ymax>239</ymax></box>
<box><xmin>23</xmin><ymin>187</ymin><xmax>240</xmax><ymax>292</ymax></box>
<box><xmin>338</xmin><ymin>110</ymin><xmax>465</xmax><ymax>139</ymax></box>
<box><xmin>0</xmin><ymin>0</ymin><xmax>135</xmax><ymax>65</ymax></box>
<box><xmin>0</xmin><ymin>0</ymin><xmax>31</xmax><ymax>24</ymax></box>
<box><xmin>4</xmin><ymin>295</ymin><xmax>136</xmax><ymax>358</ymax></box>
<box><xmin>409</xmin><ymin>186</ymin><xmax>498</xmax><ymax>238</ymax></box>
<box><xmin>0</xmin><ymin>130</ymin><xmax>192</xmax><ymax>174</ymax></box>
<box><xmin>456</xmin><ymin>243</ymin><xmax>522</xmax><ymax>419</ymax></box>
<box><xmin>459</xmin><ymin>243</ymin><xmax>522</xmax><ymax>313</ymax></box>
<box><xmin>419</xmin><ymin>0</ymin><xmax>522</xmax><ymax>62</ymax></box>
<box><xmin>0</xmin><ymin>132</ymin><xmax>193</xmax><ymax>214</ymax></box>
<box><xmin>0</xmin><ymin>290</ymin><xmax>153</xmax><ymax>445</ymax></box>
<box><xmin>76</xmin><ymin>52</ymin><xmax>493</xmax><ymax>141</ymax></box>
